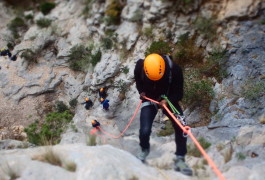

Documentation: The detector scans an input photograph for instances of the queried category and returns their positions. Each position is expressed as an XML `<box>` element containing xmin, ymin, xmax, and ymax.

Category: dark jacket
<box><xmin>101</xmin><ymin>99</ymin><xmax>109</xmax><ymax>110</ymax></box>
<box><xmin>0</xmin><ymin>49</ymin><xmax>11</xmax><ymax>57</ymax></box>
<box><xmin>134</xmin><ymin>56</ymin><xmax>184</xmax><ymax>104</ymax></box>
<box><xmin>81</xmin><ymin>100</ymin><xmax>93</xmax><ymax>110</ymax></box>
<box><xmin>98</xmin><ymin>90</ymin><xmax>107</xmax><ymax>99</ymax></box>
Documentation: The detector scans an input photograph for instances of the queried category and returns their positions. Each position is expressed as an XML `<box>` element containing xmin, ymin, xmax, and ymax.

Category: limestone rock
<box><xmin>89</xmin><ymin>52</ymin><xmax>121</xmax><ymax>87</ymax></box>
<box><xmin>116</xmin><ymin>21</ymin><xmax>139</xmax><ymax>50</ymax></box>
<box><xmin>0</xmin><ymin>144</ymin><xmax>191</xmax><ymax>180</ymax></box>
<box><xmin>0</xmin><ymin>139</ymin><xmax>32</xmax><ymax>150</ymax></box>
<box><xmin>219</xmin><ymin>0</ymin><xmax>262</xmax><ymax>20</ymax></box>
<box><xmin>121</xmin><ymin>0</ymin><xmax>143</xmax><ymax>22</ymax></box>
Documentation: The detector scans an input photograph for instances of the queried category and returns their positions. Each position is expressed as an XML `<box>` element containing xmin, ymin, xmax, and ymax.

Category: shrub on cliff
<box><xmin>40</xmin><ymin>2</ymin><xmax>56</xmax><ymax>15</ymax></box>
<box><xmin>25</xmin><ymin>110</ymin><xmax>74</xmax><ymax>145</ymax></box>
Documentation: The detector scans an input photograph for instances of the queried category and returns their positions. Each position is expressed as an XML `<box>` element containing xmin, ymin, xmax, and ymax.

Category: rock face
<box><xmin>209</xmin><ymin>20</ymin><xmax>265</xmax><ymax>129</ymax></box>
<box><xmin>219</xmin><ymin>0</ymin><xmax>263</xmax><ymax>20</ymax></box>
<box><xmin>0</xmin><ymin>0</ymin><xmax>265</xmax><ymax>180</ymax></box>
<box><xmin>0</xmin><ymin>144</ymin><xmax>190</xmax><ymax>180</ymax></box>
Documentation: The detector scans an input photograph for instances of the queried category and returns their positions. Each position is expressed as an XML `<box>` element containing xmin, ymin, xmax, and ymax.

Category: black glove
<box><xmin>10</xmin><ymin>55</ymin><xmax>17</xmax><ymax>61</ymax></box>
<box><xmin>140</xmin><ymin>92</ymin><xmax>146</xmax><ymax>100</ymax></box>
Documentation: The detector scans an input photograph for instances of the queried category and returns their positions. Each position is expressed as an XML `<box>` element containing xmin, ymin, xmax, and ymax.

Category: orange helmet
<box><xmin>100</xmin><ymin>88</ymin><xmax>104</xmax><ymax>92</ymax></box>
<box><xmin>85</xmin><ymin>98</ymin><xmax>89</xmax><ymax>101</ymax></box>
<box><xmin>100</xmin><ymin>98</ymin><xmax>104</xmax><ymax>102</ymax></box>
<box><xmin>144</xmin><ymin>54</ymin><xmax>165</xmax><ymax>81</ymax></box>
<box><xmin>91</xmin><ymin>120</ymin><xmax>96</xmax><ymax>124</ymax></box>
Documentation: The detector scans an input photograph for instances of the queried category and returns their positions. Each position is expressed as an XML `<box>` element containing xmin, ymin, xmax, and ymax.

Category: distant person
<box><xmin>81</xmin><ymin>98</ymin><xmax>93</xmax><ymax>110</ymax></box>
<box><xmin>0</xmin><ymin>48</ymin><xmax>12</xmax><ymax>57</ymax></box>
<box><xmin>0</xmin><ymin>48</ymin><xmax>17</xmax><ymax>69</ymax></box>
<box><xmin>98</xmin><ymin>88</ymin><xmax>107</xmax><ymax>99</ymax></box>
<box><xmin>134</xmin><ymin>53</ymin><xmax>192</xmax><ymax>176</ymax></box>
<box><xmin>100</xmin><ymin>98</ymin><xmax>109</xmax><ymax>111</ymax></box>
<box><xmin>91</xmin><ymin>120</ymin><xmax>100</xmax><ymax>128</ymax></box>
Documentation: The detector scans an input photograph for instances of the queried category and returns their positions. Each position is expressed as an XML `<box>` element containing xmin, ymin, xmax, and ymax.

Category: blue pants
<box><xmin>139</xmin><ymin>103</ymin><xmax>187</xmax><ymax>156</ymax></box>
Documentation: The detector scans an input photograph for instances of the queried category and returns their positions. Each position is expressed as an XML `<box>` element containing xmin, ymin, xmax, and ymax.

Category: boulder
<box><xmin>0</xmin><ymin>144</ymin><xmax>191</xmax><ymax>180</ymax></box>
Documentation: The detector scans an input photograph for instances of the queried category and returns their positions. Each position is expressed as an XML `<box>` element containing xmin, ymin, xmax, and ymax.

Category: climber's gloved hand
<box><xmin>159</xmin><ymin>99</ymin><xmax>168</xmax><ymax>108</ymax></box>
<box><xmin>10</xmin><ymin>55</ymin><xmax>17</xmax><ymax>61</ymax></box>
<box><xmin>140</xmin><ymin>92</ymin><xmax>146</xmax><ymax>100</ymax></box>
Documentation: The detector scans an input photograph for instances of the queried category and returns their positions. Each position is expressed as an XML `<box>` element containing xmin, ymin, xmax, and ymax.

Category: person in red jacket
<box><xmin>134</xmin><ymin>53</ymin><xmax>192</xmax><ymax>176</ymax></box>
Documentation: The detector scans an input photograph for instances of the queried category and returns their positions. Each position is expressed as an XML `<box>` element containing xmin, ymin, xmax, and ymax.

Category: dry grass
<box><xmin>220</xmin><ymin>143</ymin><xmax>233</xmax><ymax>163</ymax></box>
<box><xmin>259</xmin><ymin>115</ymin><xmax>265</xmax><ymax>124</ymax></box>
<box><xmin>32</xmin><ymin>147</ymin><xmax>77</xmax><ymax>172</ymax></box>
<box><xmin>0</xmin><ymin>162</ymin><xmax>19</xmax><ymax>180</ymax></box>
<box><xmin>63</xmin><ymin>161</ymin><xmax>77</xmax><ymax>172</ymax></box>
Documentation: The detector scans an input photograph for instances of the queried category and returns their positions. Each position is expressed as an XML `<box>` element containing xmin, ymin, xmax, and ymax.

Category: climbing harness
<box><xmin>161</xmin><ymin>95</ymin><xmax>188</xmax><ymax>137</ymax></box>
<box><xmin>142</xmin><ymin>95</ymin><xmax>227</xmax><ymax>180</ymax></box>
<box><xmin>161</xmin><ymin>95</ymin><xmax>186</xmax><ymax>126</ymax></box>
<box><xmin>141</xmin><ymin>101</ymin><xmax>157</xmax><ymax>109</ymax></box>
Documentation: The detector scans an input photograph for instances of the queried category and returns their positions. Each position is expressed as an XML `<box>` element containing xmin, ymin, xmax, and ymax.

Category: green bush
<box><xmin>157</xmin><ymin>121</ymin><xmax>174</xmax><ymax>136</ymax></box>
<box><xmin>183</xmin><ymin>78</ymin><xmax>214</xmax><ymax>106</ymax></box>
<box><xmin>193</xmin><ymin>17</ymin><xmax>217</xmax><ymax>40</ymax></box>
<box><xmin>201</xmin><ymin>47</ymin><xmax>227</xmax><ymax>81</ymax></box>
<box><xmin>25</xmin><ymin>111</ymin><xmax>74</xmax><ymax>145</ymax></box>
<box><xmin>104</xmin><ymin>0</ymin><xmax>123</xmax><ymax>25</ymax></box>
<box><xmin>21</xmin><ymin>49</ymin><xmax>38</xmax><ymax>63</ymax></box>
<box><xmin>68</xmin><ymin>45</ymin><xmax>91</xmax><ymax>71</ymax></box>
<box><xmin>188</xmin><ymin>137</ymin><xmax>211</xmax><ymax>157</ymax></box>
<box><xmin>55</xmin><ymin>101</ymin><xmax>69</xmax><ymax>113</ymax></box>
<box><xmin>90</xmin><ymin>50</ymin><xmax>102</xmax><ymax>66</ymax></box>
<box><xmin>8</xmin><ymin>17</ymin><xmax>27</xmax><ymax>39</ymax></box>
<box><xmin>101</xmin><ymin>37</ymin><xmax>113</xmax><ymax>50</ymax></box>
<box><xmin>25</xmin><ymin>14</ymin><xmax>34</xmax><ymax>20</ymax></box>
<box><xmin>82</xmin><ymin>0</ymin><xmax>94</xmax><ymax>17</ymax></box>
<box><xmin>69</xmin><ymin>98</ymin><xmax>78</xmax><ymax>109</ymax></box>
<box><xmin>260</xmin><ymin>17</ymin><xmax>265</xmax><ymax>25</ymax></box>
<box><xmin>121</xmin><ymin>66</ymin><xmax>129</xmax><ymax>74</ymax></box>
<box><xmin>242</xmin><ymin>81</ymin><xmax>265</xmax><ymax>100</ymax></box>
<box><xmin>173</xmin><ymin>32</ymin><xmax>204</xmax><ymax>67</ymax></box>
<box><xmin>130</xmin><ymin>9</ymin><xmax>143</xmax><ymax>23</ymax></box>
<box><xmin>36</xmin><ymin>18</ymin><xmax>52</xmax><ymax>28</ymax></box>
<box><xmin>115</xmin><ymin>80</ymin><xmax>128</xmax><ymax>94</ymax></box>
<box><xmin>236</xmin><ymin>152</ymin><xmax>246</xmax><ymax>160</ymax></box>
<box><xmin>141</xmin><ymin>27</ymin><xmax>153</xmax><ymax>38</ymax></box>
<box><xmin>7</xmin><ymin>42</ymin><xmax>15</xmax><ymax>50</ymax></box>
<box><xmin>183</xmin><ymin>0</ymin><xmax>195</xmax><ymax>4</ymax></box>
<box><xmin>3</xmin><ymin>0</ymin><xmax>40</xmax><ymax>7</ymax></box>
<box><xmin>40</xmin><ymin>2</ymin><xmax>56</xmax><ymax>15</ymax></box>
<box><xmin>145</xmin><ymin>40</ymin><xmax>171</xmax><ymax>56</ymax></box>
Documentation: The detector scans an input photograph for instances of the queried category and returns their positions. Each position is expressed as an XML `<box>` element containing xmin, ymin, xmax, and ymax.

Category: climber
<box><xmin>91</xmin><ymin>120</ymin><xmax>100</xmax><ymax>128</ymax></box>
<box><xmin>0</xmin><ymin>48</ymin><xmax>12</xmax><ymax>57</ymax></box>
<box><xmin>100</xmin><ymin>98</ymin><xmax>110</xmax><ymax>111</ymax></box>
<box><xmin>98</xmin><ymin>87</ymin><xmax>107</xmax><ymax>99</ymax></box>
<box><xmin>134</xmin><ymin>53</ymin><xmax>193</xmax><ymax>176</ymax></box>
<box><xmin>81</xmin><ymin>98</ymin><xmax>93</xmax><ymax>110</ymax></box>
<box><xmin>0</xmin><ymin>48</ymin><xmax>18</xmax><ymax>69</ymax></box>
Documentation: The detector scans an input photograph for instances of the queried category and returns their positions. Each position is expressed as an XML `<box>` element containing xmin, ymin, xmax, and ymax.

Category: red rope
<box><xmin>143</xmin><ymin>96</ymin><xmax>226</xmax><ymax>180</ymax></box>
<box><xmin>98</xmin><ymin>101</ymin><xmax>142</xmax><ymax>139</ymax></box>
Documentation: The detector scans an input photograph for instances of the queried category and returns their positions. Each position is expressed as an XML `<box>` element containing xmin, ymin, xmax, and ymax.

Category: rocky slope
<box><xmin>0</xmin><ymin>0</ymin><xmax>265</xmax><ymax>179</ymax></box>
